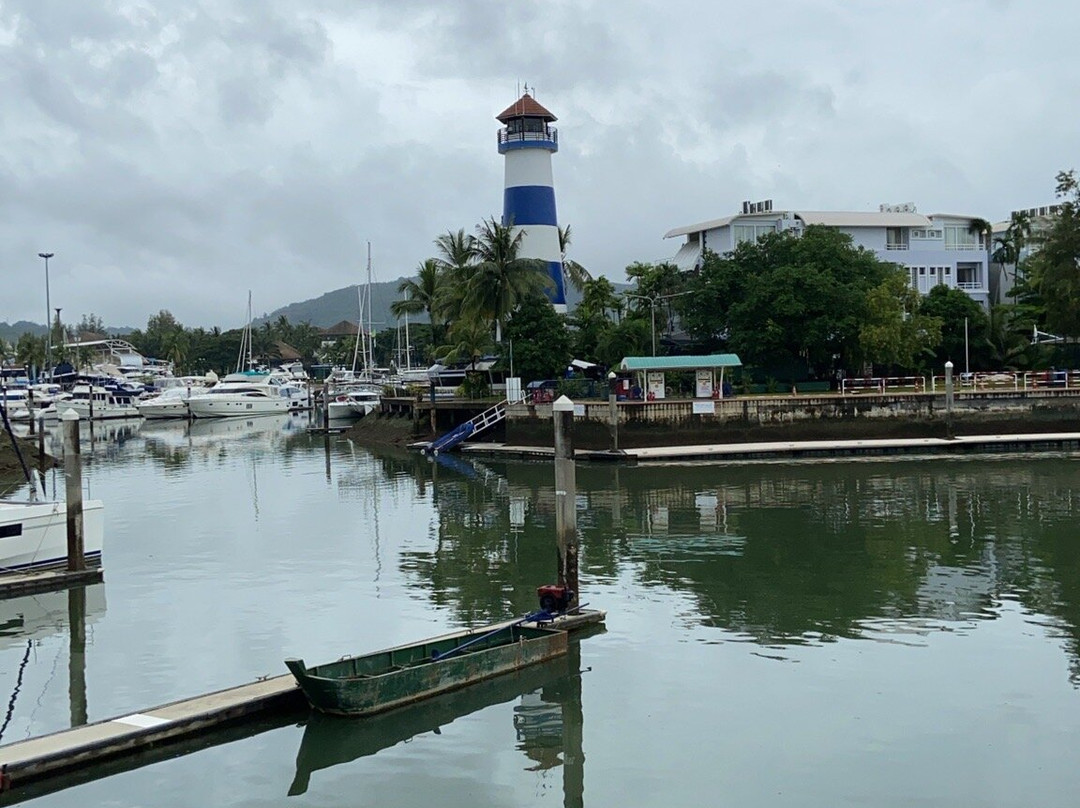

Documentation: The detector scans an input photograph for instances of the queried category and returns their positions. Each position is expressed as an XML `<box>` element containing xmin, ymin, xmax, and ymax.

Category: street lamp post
<box><xmin>624</xmin><ymin>291</ymin><xmax>693</xmax><ymax>356</ymax></box>
<box><xmin>54</xmin><ymin>308</ymin><xmax>63</xmax><ymax>366</ymax></box>
<box><xmin>38</xmin><ymin>252</ymin><xmax>54</xmax><ymax>380</ymax></box>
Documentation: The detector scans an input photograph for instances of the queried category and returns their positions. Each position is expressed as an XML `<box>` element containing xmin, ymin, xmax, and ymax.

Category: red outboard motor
<box><xmin>536</xmin><ymin>585</ymin><xmax>574</xmax><ymax>613</ymax></box>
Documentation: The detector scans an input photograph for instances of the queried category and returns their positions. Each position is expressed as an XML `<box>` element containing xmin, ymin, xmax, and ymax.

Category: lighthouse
<box><xmin>496</xmin><ymin>91</ymin><xmax>566</xmax><ymax>312</ymax></box>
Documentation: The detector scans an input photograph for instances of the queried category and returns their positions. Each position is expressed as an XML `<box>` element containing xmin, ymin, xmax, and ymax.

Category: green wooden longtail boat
<box><xmin>285</xmin><ymin>623</ymin><xmax>568</xmax><ymax>716</ymax></box>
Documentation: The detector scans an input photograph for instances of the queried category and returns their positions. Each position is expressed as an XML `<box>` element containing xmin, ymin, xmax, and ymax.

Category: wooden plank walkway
<box><xmin>458</xmin><ymin>432</ymin><xmax>1080</xmax><ymax>464</ymax></box>
<box><xmin>0</xmin><ymin>568</ymin><xmax>103</xmax><ymax>599</ymax></box>
<box><xmin>0</xmin><ymin>610</ymin><xmax>605</xmax><ymax>796</ymax></box>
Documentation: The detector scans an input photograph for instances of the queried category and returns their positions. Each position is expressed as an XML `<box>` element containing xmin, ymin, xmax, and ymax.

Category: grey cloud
<box><xmin>1</xmin><ymin>0</ymin><xmax>1078</xmax><ymax>329</ymax></box>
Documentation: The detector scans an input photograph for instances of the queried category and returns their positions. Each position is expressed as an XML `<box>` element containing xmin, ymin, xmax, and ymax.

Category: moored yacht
<box><xmin>326</xmin><ymin>387</ymin><xmax>381</xmax><ymax>420</ymax></box>
<box><xmin>63</xmin><ymin>384</ymin><xmax>141</xmax><ymax>420</ymax></box>
<box><xmin>187</xmin><ymin>371</ymin><xmax>309</xmax><ymax>418</ymax></box>
<box><xmin>136</xmin><ymin>385</ymin><xmax>196</xmax><ymax>419</ymax></box>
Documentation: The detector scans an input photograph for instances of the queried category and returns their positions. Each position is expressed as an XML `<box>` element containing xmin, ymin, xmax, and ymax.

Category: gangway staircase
<box><xmin>423</xmin><ymin>399</ymin><xmax>508</xmax><ymax>455</ymax></box>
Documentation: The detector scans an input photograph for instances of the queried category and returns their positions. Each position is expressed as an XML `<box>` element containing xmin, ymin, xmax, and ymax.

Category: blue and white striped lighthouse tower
<box><xmin>496</xmin><ymin>92</ymin><xmax>566</xmax><ymax>312</ymax></box>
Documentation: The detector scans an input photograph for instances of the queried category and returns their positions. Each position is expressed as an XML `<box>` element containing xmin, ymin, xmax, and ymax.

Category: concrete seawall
<box><xmin>504</xmin><ymin>390</ymin><xmax>1080</xmax><ymax>450</ymax></box>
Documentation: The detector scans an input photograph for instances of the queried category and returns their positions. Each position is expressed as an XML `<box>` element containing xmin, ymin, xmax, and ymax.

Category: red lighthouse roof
<box><xmin>496</xmin><ymin>93</ymin><xmax>557</xmax><ymax>123</ymax></box>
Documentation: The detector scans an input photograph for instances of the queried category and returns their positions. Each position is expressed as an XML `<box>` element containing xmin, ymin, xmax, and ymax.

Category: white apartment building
<box><xmin>665</xmin><ymin>200</ymin><xmax>991</xmax><ymax>309</ymax></box>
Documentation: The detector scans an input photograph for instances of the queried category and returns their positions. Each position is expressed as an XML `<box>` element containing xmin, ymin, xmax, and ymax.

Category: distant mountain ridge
<box><xmin>257</xmin><ymin>278</ymin><xmax>630</xmax><ymax>331</ymax></box>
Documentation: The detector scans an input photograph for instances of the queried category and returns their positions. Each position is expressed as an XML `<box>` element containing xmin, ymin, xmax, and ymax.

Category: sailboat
<box><xmin>327</xmin><ymin>246</ymin><xmax>383</xmax><ymax>420</ymax></box>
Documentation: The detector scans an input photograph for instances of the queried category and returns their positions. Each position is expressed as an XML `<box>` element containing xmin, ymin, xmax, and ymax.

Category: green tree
<box><xmin>572</xmin><ymin>277</ymin><xmax>621</xmax><ymax>362</ymax></box>
<box><xmin>466</xmin><ymin>217</ymin><xmax>551</xmax><ymax>342</ymax></box>
<box><xmin>432</xmin><ymin>227</ymin><xmax>477</xmax><ymax>327</ymax></box>
<box><xmin>392</xmin><ymin>258</ymin><xmax>449</xmax><ymax>344</ymax></box>
<box><xmin>504</xmin><ymin>294</ymin><xmax>572</xmax><ymax>383</ymax></box>
<box><xmin>15</xmin><ymin>333</ymin><xmax>44</xmax><ymax>373</ymax></box>
<box><xmin>77</xmin><ymin>313</ymin><xmax>106</xmax><ymax>337</ymax></box>
<box><xmin>435</xmin><ymin>315</ymin><xmax>494</xmax><ymax>372</ymax></box>
<box><xmin>683</xmin><ymin>227</ymin><xmax>895</xmax><ymax>377</ymax></box>
<box><xmin>917</xmin><ymin>285</ymin><xmax>991</xmax><ymax>370</ymax></box>
<box><xmin>558</xmin><ymin>224</ymin><xmax>592</xmax><ymax>293</ymax></box>
<box><xmin>595</xmin><ymin>318</ymin><xmax>651</xmax><ymax>368</ymax></box>
<box><xmin>859</xmin><ymin>269</ymin><xmax>942</xmax><ymax>370</ymax></box>
<box><xmin>992</xmin><ymin>211</ymin><xmax>1032</xmax><ymax>286</ymax></box>
<box><xmin>1027</xmin><ymin>170</ymin><xmax>1080</xmax><ymax>335</ymax></box>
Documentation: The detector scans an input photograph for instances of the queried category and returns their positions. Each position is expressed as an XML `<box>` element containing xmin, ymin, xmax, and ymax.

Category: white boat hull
<box><xmin>136</xmin><ymin>401</ymin><xmax>190</xmax><ymax>419</ymax></box>
<box><xmin>64</xmin><ymin>401</ymin><xmax>141</xmax><ymax>420</ymax></box>
<box><xmin>0</xmin><ymin>499</ymin><xmax>105</xmax><ymax>572</ymax></box>
<box><xmin>187</xmin><ymin>397</ymin><xmax>291</xmax><ymax>418</ymax></box>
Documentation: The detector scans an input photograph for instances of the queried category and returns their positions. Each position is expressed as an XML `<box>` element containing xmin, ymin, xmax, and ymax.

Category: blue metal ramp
<box><xmin>423</xmin><ymin>400</ymin><xmax>507</xmax><ymax>455</ymax></box>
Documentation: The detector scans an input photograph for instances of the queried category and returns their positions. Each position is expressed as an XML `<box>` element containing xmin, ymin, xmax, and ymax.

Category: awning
<box><xmin>670</xmin><ymin>241</ymin><xmax>702</xmax><ymax>272</ymax></box>
<box><xmin>618</xmin><ymin>354</ymin><xmax>742</xmax><ymax>372</ymax></box>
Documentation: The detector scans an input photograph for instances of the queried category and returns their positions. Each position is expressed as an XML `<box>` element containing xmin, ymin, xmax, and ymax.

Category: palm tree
<box><xmin>431</xmin><ymin>228</ymin><xmax>478</xmax><ymax>331</ymax></box>
<box><xmin>435</xmin><ymin>315</ymin><xmax>494</xmax><ymax>373</ymax></box>
<box><xmin>391</xmin><ymin>258</ymin><xmax>449</xmax><ymax>343</ymax></box>
<box><xmin>968</xmin><ymin>217</ymin><xmax>993</xmax><ymax>251</ymax></box>
<box><xmin>467</xmin><ymin>217</ymin><xmax>551</xmax><ymax>342</ymax></box>
<box><xmin>558</xmin><ymin>224</ymin><xmax>592</xmax><ymax>293</ymax></box>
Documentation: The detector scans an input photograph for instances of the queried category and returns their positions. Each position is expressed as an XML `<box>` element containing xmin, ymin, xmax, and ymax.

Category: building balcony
<box><xmin>497</xmin><ymin>127</ymin><xmax>558</xmax><ymax>153</ymax></box>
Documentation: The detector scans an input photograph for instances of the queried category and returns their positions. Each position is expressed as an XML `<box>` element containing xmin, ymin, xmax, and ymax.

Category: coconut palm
<box><xmin>430</xmin><ymin>228</ymin><xmax>478</xmax><ymax>330</ymax></box>
<box><xmin>391</xmin><ymin>258</ymin><xmax>449</xmax><ymax>343</ymax></box>
<box><xmin>466</xmin><ymin>217</ymin><xmax>552</xmax><ymax>342</ymax></box>
<box><xmin>558</xmin><ymin>224</ymin><xmax>592</xmax><ymax>293</ymax></box>
<box><xmin>968</xmin><ymin>217</ymin><xmax>993</xmax><ymax>251</ymax></box>
<box><xmin>435</xmin><ymin>314</ymin><xmax>494</xmax><ymax>371</ymax></box>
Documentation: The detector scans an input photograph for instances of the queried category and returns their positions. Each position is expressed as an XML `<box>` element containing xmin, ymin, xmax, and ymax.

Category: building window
<box><xmin>733</xmin><ymin>222</ymin><xmax>777</xmax><ymax>245</ymax></box>
<box><xmin>945</xmin><ymin>226</ymin><xmax>977</xmax><ymax>250</ymax></box>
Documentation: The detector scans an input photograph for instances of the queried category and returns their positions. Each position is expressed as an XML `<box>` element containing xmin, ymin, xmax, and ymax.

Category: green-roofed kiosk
<box><xmin>617</xmin><ymin>354</ymin><xmax>742</xmax><ymax>400</ymax></box>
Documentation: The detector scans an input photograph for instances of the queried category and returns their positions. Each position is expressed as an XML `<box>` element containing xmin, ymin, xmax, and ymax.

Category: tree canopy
<box><xmin>1027</xmin><ymin>170</ymin><xmax>1080</xmax><ymax>336</ymax></box>
<box><xmin>682</xmin><ymin>226</ymin><xmax>910</xmax><ymax>378</ymax></box>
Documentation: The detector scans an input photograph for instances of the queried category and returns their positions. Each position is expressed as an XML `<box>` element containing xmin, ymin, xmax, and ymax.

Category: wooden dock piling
<box><xmin>60</xmin><ymin>410</ymin><xmax>85</xmax><ymax>572</ymax></box>
<box><xmin>552</xmin><ymin>396</ymin><xmax>579</xmax><ymax>609</ymax></box>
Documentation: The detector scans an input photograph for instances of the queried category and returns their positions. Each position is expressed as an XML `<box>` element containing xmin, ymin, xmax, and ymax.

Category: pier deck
<box><xmin>458</xmin><ymin>431</ymin><xmax>1080</xmax><ymax>463</ymax></box>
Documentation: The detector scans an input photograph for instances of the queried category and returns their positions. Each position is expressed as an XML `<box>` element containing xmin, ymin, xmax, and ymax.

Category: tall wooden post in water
<box><xmin>61</xmin><ymin>409</ymin><xmax>86</xmax><ymax>572</ymax></box>
<box><xmin>944</xmin><ymin>360</ymin><xmax>954</xmax><ymax>439</ymax></box>
<box><xmin>552</xmin><ymin>396</ymin><xmax>579</xmax><ymax>607</ymax></box>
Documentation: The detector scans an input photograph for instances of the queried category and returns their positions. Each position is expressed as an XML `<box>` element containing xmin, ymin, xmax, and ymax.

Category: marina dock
<box><xmin>458</xmin><ymin>431</ymin><xmax>1080</xmax><ymax>464</ymax></box>
<box><xmin>0</xmin><ymin>568</ymin><xmax>103</xmax><ymax>598</ymax></box>
<box><xmin>0</xmin><ymin>610</ymin><xmax>605</xmax><ymax>799</ymax></box>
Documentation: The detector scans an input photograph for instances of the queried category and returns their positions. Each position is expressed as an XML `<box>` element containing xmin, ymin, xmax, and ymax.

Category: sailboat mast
<box><xmin>365</xmin><ymin>242</ymin><xmax>374</xmax><ymax>377</ymax></box>
<box><xmin>246</xmin><ymin>291</ymin><xmax>253</xmax><ymax>371</ymax></box>
<box><xmin>351</xmin><ymin>284</ymin><xmax>363</xmax><ymax>374</ymax></box>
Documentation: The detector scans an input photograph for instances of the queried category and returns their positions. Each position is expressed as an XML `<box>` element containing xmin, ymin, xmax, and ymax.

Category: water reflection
<box><xmin>402</xmin><ymin>453</ymin><xmax>1080</xmax><ymax>677</ymax></box>
<box><xmin>0</xmin><ymin>586</ymin><xmax>104</xmax><ymax>743</ymax></box>
<box><xmin>289</xmin><ymin>645</ymin><xmax>584</xmax><ymax>799</ymax></box>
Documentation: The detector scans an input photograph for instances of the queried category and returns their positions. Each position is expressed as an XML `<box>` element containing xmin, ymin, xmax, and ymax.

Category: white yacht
<box><xmin>64</xmin><ymin>384</ymin><xmax>141</xmax><ymax>420</ymax></box>
<box><xmin>326</xmin><ymin>387</ymin><xmax>381</xmax><ymax>420</ymax></box>
<box><xmin>0</xmin><ymin>497</ymin><xmax>105</xmax><ymax>572</ymax></box>
<box><xmin>136</xmin><ymin>386</ymin><xmax>196</xmax><ymax>419</ymax></box>
<box><xmin>187</xmin><ymin>371</ymin><xmax>309</xmax><ymax>418</ymax></box>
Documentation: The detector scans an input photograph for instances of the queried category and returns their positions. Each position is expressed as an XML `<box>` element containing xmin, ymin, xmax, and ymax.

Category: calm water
<box><xmin>3</xmin><ymin>414</ymin><xmax>1080</xmax><ymax>806</ymax></box>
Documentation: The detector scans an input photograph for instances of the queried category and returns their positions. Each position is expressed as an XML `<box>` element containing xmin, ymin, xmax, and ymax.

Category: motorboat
<box><xmin>186</xmin><ymin>371</ymin><xmax>309</xmax><ymax>418</ymax></box>
<box><xmin>0</xmin><ymin>414</ymin><xmax>105</xmax><ymax>572</ymax></box>
<box><xmin>64</xmin><ymin>384</ymin><xmax>141</xmax><ymax>420</ymax></box>
<box><xmin>326</xmin><ymin>387</ymin><xmax>381</xmax><ymax>420</ymax></box>
<box><xmin>0</xmin><ymin>497</ymin><xmax>105</xmax><ymax>573</ymax></box>
<box><xmin>136</xmin><ymin>386</ymin><xmax>195</xmax><ymax>419</ymax></box>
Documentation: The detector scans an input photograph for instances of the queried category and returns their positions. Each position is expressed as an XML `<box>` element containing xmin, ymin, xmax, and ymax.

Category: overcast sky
<box><xmin>2</xmin><ymin>0</ymin><xmax>1077</xmax><ymax>330</ymax></box>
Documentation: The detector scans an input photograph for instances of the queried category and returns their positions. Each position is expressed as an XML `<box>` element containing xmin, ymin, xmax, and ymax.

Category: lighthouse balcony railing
<box><xmin>498</xmin><ymin>127</ymin><xmax>558</xmax><ymax>147</ymax></box>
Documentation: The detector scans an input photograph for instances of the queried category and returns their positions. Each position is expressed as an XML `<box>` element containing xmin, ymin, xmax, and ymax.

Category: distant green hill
<box><xmin>258</xmin><ymin>278</ymin><xmax>629</xmax><ymax>331</ymax></box>
<box><xmin>0</xmin><ymin>321</ymin><xmax>134</xmax><ymax>344</ymax></box>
